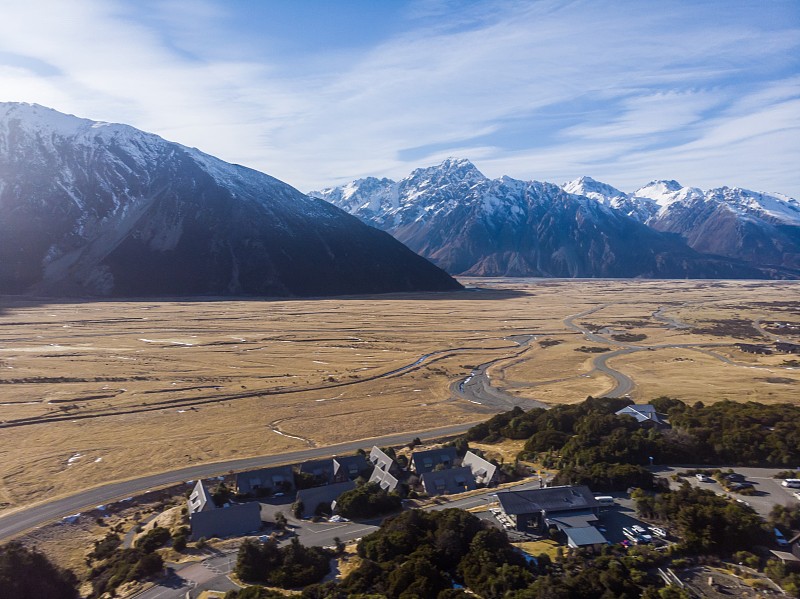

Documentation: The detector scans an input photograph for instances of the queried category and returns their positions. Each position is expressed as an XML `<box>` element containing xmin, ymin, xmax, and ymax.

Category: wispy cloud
<box><xmin>0</xmin><ymin>0</ymin><xmax>797</xmax><ymax>196</ymax></box>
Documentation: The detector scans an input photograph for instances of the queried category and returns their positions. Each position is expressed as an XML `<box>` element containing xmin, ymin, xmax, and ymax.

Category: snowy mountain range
<box><xmin>0</xmin><ymin>103</ymin><xmax>460</xmax><ymax>297</ymax></box>
<box><xmin>564</xmin><ymin>176</ymin><xmax>800</xmax><ymax>270</ymax></box>
<box><xmin>311</xmin><ymin>159</ymin><xmax>800</xmax><ymax>279</ymax></box>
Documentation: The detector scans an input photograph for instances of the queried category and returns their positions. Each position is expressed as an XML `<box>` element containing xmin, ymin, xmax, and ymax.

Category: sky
<box><xmin>1</xmin><ymin>0</ymin><xmax>799</xmax><ymax>197</ymax></box>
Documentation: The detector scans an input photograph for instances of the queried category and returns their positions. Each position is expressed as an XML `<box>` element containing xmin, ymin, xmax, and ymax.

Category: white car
<box><xmin>794</xmin><ymin>491</ymin><xmax>800</xmax><ymax>500</ymax></box>
<box><xmin>651</xmin><ymin>527</ymin><xmax>667</xmax><ymax>538</ymax></box>
<box><xmin>695</xmin><ymin>473</ymin><xmax>712</xmax><ymax>482</ymax></box>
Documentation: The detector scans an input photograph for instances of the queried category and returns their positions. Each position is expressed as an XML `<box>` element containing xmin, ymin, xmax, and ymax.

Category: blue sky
<box><xmin>1</xmin><ymin>0</ymin><xmax>798</xmax><ymax>196</ymax></box>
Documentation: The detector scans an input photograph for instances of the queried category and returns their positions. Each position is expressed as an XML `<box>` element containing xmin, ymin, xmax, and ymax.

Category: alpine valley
<box><xmin>0</xmin><ymin>103</ymin><xmax>460</xmax><ymax>297</ymax></box>
<box><xmin>312</xmin><ymin>158</ymin><xmax>800</xmax><ymax>279</ymax></box>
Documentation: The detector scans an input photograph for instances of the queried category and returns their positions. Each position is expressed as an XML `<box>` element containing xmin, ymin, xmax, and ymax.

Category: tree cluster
<box><xmin>468</xmin><ymin>397</ymin><xmax>800</xmax><ymax>472</ymax></box>
<box><xmin>86</xmin><ymin>526</ymin><xmax>171</xmax><ymax>597</ymax></box>
<box><xmin>87</xmin><ymin>546</ymin><xmax>163</xmax><ymax>598</ymax></box>
<box><xmin>634</xmin><ymin>484</ymin><xmax>767</xmax><ymax>554</ymax></box>
<box><xmin>335</xmin><ymin>482</ymin><xmax>402</xmax><ymax>519</ymax></box>
<box><xmin>302</xmin><ymin>508</ymin><xmax>537</xmax><ymax>599</ymax></box>
<box><xmin>235</xmin><ymin>537</ymin><xmax>331</xmax><ymax>588</ymax></box>
<box><xmin>506</xmin><ymin>546</ymin><xmax>669</xmax><ymax>599</ymax></box>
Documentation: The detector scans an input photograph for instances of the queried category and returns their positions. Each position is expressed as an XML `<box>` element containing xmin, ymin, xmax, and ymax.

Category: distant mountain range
<box><xmin>0</xmin><ymin>103</ymin><xmax>461</xmax><ymax>297</ymax></box>
<box><xmin>311</xmin><ymin>159</ymin><xmax>800</xmax><ymax>279</ymax></box>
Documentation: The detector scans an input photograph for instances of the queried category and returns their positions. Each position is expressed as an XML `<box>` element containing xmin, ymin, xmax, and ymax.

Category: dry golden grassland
<box><xmin>0</xmin><ymin>278</ymin><xmax>799</xmax><ymax>512</ymax></box>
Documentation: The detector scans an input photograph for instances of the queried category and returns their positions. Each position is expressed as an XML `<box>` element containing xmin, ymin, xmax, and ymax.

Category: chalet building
<box><xmin>496</xmin><ymin>486</ymin><xmax>600</xmax><ymax>532</ymax></box>
<box><xmin>236</xmin><ymin>465</ymin><xmax>295</xmax><ymax>496</ymax></box>
<box><xmin>410</xmin><ymin>446</ymin><xmax>458</xmax><ymax>475</ymax></box>
<box><xmin>615</xmin><ymin>404</ymin><xmax>668</xmax><ymax>427</ymax></box>
<box><xmin>369</xmin><ymin>466</ymin><xmax>399</xmax><ymax>492</ymax></box>
<box><xmin>298</xmin><ymin>455</ymin><xmax>369</xmax><ymax>486</ymax></box>
<box><xmin>369</xmin><ymin>446</ymin><xmax>399</xmax><ymax>473</ymax></box>
<box><xmin>187</xmin><ymin>480</ymin><xmax>261</xmax><ymax>540</ymax></box>
<box><xmin>420</xmin><ymin>466</ymin><xmax>477</xmax><ymax>496</ymax></box>
<box><xmin>462</xmin><ymin>451</ymin><xmax>497</xmax><ymax>486</ymax></box>
<box><xmin>298</xmin><ymin>459</ymin><xmax>336</xmax><ymax>485</ymax></box>
<box><xmin>295</xmin><ymin>481</ymin><xmax>356</xmax><ymax>519</ymax></box>
<box><xmin>333</xmin><ymin>454</ymin><xmax>370</xmax><ymax>481</ymax></box>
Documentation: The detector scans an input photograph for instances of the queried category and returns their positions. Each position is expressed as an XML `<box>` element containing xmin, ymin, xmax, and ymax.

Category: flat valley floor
<box><xmin>1</xmin><ymin>278</ymin><xmax>799</xmax><ymax>512</ymax></box>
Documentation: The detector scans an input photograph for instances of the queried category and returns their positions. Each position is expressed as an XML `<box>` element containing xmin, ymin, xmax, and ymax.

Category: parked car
<box><xmin>793</xmin><ymin>491</ymin><xmax>800</xmax><ymax>501</ymax></box>
<box><xmin>729</xmin><ymin>482</ymin><xmax>754</xmax><ymax>491</ymax></box>
<box><xmin>695</xmin><ymin>473</ymin><xmax>712</xmax><ymax>482</ymax></box>
<box><xmin>632</xmin><ymin>525</ymin><xmax>653</xmax><ymax>542</ymax></box>
<box><xmin>651</xmin><ymin>527</ymin><xmax>667</xmax><ymax>538</ymax></box>
<box><xmin>724</xmin><ymin>473</ymin><xmax>745</xmax><ymax>482</ymax></box>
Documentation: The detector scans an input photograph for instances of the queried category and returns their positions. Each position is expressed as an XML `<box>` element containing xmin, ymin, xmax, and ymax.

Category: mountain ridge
<box><xmin>312</xmin><ymin>158</ymin><xmax>799</xmax><ymax>279</ymax></box>
<box><xmin>0</xmin><ymin>103</ymin><xmax>462</xmax><ymax>297</ymax></box>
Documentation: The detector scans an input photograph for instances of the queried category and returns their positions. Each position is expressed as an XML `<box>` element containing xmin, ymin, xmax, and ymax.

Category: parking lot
<box><xmin>654</xmin><ymin>466</ymin><xmax>800</xmax><ymax>519</ymax></box>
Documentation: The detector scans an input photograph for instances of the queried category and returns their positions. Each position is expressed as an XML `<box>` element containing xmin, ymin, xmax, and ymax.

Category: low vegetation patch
<box><xmin>611</xmin><ymin>332</ymin><xmax>648</xmax><ymax>342</ymax></box>
<box><xmin>575</xmin><ymin>345</ymin><xmax>611</xmax><ymax>353</ymax></box>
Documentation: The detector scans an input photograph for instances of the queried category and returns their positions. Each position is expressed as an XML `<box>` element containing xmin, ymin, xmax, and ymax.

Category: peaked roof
<box><xmin>299</xmin><ymin>458</ymin><xmax>335</xmax><ymax>483</ymax></box>
<box><xmin>235</xmin><ymin>465</ymin><xmax>294</xmax><ymax>492</ymax></box>
<box><xmin>333</xmin><ymin>454</ymin><xmax>369</xmax><ymax>478</ymax></box>
<box><xmin>497</xmin><ymin>486</ymin><xmax>599</xmax><ymax>515</ymax></box>
<box><xmin>615</xmin><ymin>404</ymin><xmax>667</xmax><ymax>425</ymax></box>
<box><xmin>369</xmin><ymin>446</ymin><xmax>396</xmax><ymax>472</ymax></box>
<box><xmin>411</xmin><ymin>446</ymin><xmax>458</xmax><ymax>473</ymax></box>
<box><xmin>369</xmin><ymin>466</ymin><xmax>399</xmax><ymax>492</ymax></box>
<box><xmin>420</xmin><ymin>466</ymin><xmax>477</xmax><ymax>495</ymax></box>
<box><xmin>462</xmin><ymin>451</ymin><xmax>497</xmax><ymax>484</ymax></box>
<box><xmin>188</xmin><ymin>480</ymin><xmax>212</xmax><ymax>515</ymax></box>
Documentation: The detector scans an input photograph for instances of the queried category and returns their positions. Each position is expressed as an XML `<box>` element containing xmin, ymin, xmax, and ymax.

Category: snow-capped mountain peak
<box><xmin>562</xmin><ymin>176</ymin><xmax>626</xmax><ymax>202</ymax></box>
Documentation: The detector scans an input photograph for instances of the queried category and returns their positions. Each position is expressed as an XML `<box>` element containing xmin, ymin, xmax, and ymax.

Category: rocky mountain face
<box><xmin>0</xmin><ymin>103</ymin><xmax>461</xmax><ymax>297</ymax></box>
<box><xmin>313</xmin><ymin>159</ymin><xmax>792</xmax><ymax>279</ymax></box>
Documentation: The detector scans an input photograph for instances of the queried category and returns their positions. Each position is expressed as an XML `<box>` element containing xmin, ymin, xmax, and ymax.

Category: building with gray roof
<box><xmin>369</xmin><ymin>466</ymin><xmax>399</xmax><ymax>492</ymax></box>
<box><xmin>333</xmin><ymin>454</ymin><xmax>370</xmax><ymax>481</ymax></box>
<box><xmin>410</xmin><ymin>446</ymin><xmax>458</xmax><ymax>474</ymax></box>
<box><xmin>615</xmin><ymin>404</ymin><xmax>668</xmax><ymax>427</ymax></box>
<box><xmin>188</xmin><ymin>480</ymin><xmax>212</xmax><ymax>515</ymax></box>
<box><xmin>564</xmin><ymin>526</ymin><xmax>608</xmax><ymax>550</ymax></box>
<box><xmin>462</xmin><ymin>451</ymin><xmax>497</xmax><ymax>485</ymax></box>
<box><xmin>236</xmin><ymin>465</ymin><xmax>295</xmax><ymax>496</ymax></box>
<box><xmin>496</xmin><ymin>485</ymin><xmax>600</xmax><ymax>532</ymax></box>
<box><xmin>421</xmin><ymin>466</ymin><xmax>477</xmax><ymax>496</ymax></box>
<box><xmin>295</xmin><ymin>481</ymin><xmax>356</xmax><ymax>519</ymax></box>
<box><xmin>298</xmin><ymin>459</ymin><xmax>336</xmax><ymax>485</ymax></box>
<box><xmin>369</xmin><ymin>446</ymin><xmax>398</xmax><ymax>473</ymax></box>
<box><xmin>187</xmin><ymin>479</ymin><xmax>262</xmax><ymax>540</ymax></box>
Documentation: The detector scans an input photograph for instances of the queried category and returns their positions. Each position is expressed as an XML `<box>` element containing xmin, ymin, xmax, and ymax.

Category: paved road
<box><xmin>0</xmin><ymin>424</ymin><xmax>473</xmax><ymax>543</ymax></box>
